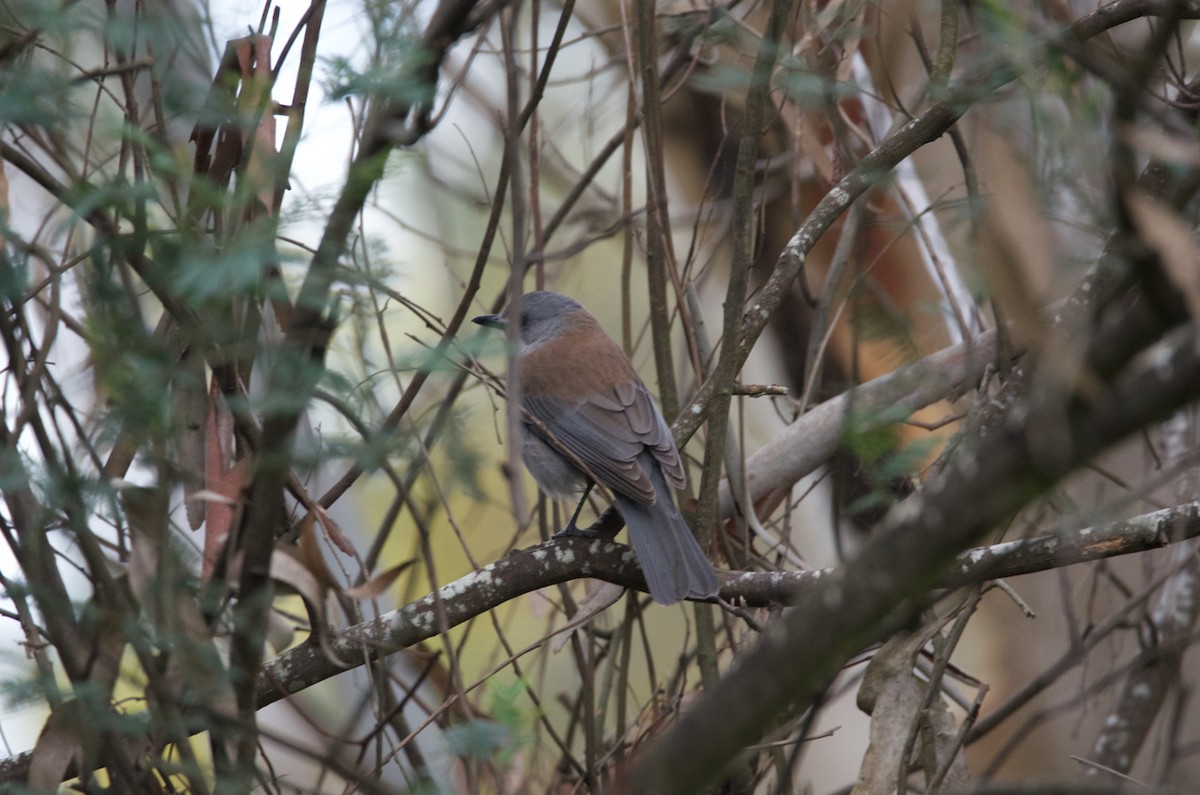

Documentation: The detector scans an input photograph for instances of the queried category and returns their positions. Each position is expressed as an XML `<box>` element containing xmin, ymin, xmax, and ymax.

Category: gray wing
<box><xmin>524</xmin><ymin>380</ymin><xmax>684</xmax><ymax>505</ymax></box>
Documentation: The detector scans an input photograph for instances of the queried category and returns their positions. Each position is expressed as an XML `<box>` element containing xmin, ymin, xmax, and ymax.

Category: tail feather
<box><xmin>616</xmin><ymin>456</ymin><xmax>719</xmax><ymax>604</ymax></box>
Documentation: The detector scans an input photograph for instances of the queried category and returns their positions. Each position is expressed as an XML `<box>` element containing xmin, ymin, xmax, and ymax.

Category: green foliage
<box><xmin>0</xmin><ymin>252</ymin><xmax>27</xmax><ymax>305</ymax></box>
<box><xmin>852</xmin><ymin>292</ymin><xmax>919</xmax><ymax>361</ymax></box>
<box><xmin>154</xmin><ymin>233</ymin><xmax>274</xmax><ymax>307</ymax></box>
<box><xmin>443</xmin><ymin>678</ymin><xmax>536</xmax><ymax>765</ymax></box>
<box><xmin>0</xmin><ymin>668</ymin><xmax>45</xmax><ymax>710</ymax></box>
<box><xmin>443</xmin><ymin>719</ymin><xmax>514</xmax><ymax>763</ymax></box>
<box><xmin>84</xmin><ymin>302</ymin><xmax>177</xmax><ymax>444</ymax></box>
<box><xmin>841</xmin><ymin>403</ymin><xmax>937</xmax><ymax>518</ymax></box>
<box><xmin>0</xmin><ymin>445</ymin><xmax>33</xmax><ymax>493</ymax></box>
<box><xmin>323</xmin><ymin>37</ymin><xmax>435</xmax><ymax>106</ymax></box>
<box><xmin>439</xmin><ymin>411</ymin><xmax>486</xmax><ymax>500</ymax></box>
<box><xmin>778</xmin><ymin>56</ymin><xmax>860</xmax><ymax>107</ymax></box>
<box><xmin>663</xmin><ymin>8</ymin><xmax>740</xmax><ymax>49</ymax></box>
<box><xmin>689</xmin><ymin>64</ymin><xmax>754</xmax><ymax>97</ymax></box>
<box><xmin>0</xmin><ymin>66</ymin><xmax>75</xmax><ymax>126</ymax></box>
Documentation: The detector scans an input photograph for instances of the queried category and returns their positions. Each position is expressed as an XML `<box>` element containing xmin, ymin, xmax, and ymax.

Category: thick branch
<box><xmin>258</xmin><ymin>500</ymin><xmax>1200</xmax><ymax>711</ymax></box>
<box><xmin>1</xmin><ymin>496</ymin><xmax>1197</xmax><ymax>786</ymax></box>
<box><xmin>671</xmin><ymin>0</ymin><xmax>1200</xmax><ymax>445</ymax></box>
<box><xmin>622</xmin><ymin>321</ymin><xmax>1200</xmax><ymax>794</ymax></box>
<box><xmin>719</xmin><ymin>326</ymin><xmax>1005</xmax><ymax>518</ymax></box>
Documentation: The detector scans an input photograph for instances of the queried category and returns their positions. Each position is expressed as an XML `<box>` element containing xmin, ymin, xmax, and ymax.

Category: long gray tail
<box><xmin>616</xmin><ymin>456</ymin><xmax>719</xmax><ymax>604</ymax></box>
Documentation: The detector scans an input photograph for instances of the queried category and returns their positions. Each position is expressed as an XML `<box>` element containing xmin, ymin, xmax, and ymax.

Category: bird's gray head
<box><xmin>472</xmin><ymin>291</ymin><xmax>583</xmax><ymax>351</ymax></box>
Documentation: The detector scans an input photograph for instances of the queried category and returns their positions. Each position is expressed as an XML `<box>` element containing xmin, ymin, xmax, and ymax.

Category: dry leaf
<box><xmin>1126</xmin><ymin>189</ymin><xmax>1200</xmax><ymax>322</ymax></box>
<box><xmin>795</xmin><ymin>108</ymin><xmax>836</xmax><ymax>184</ymax></box>
<box><xmin>344</xmin><ymin>559</ymin><xmax>414</xmax><ymax>600</ymax></box>
<box><xmin>296</xmin><ymin>512</ymin><xmax>341</xmax><ymax>591</ymax></box>
<box><xmin>123</xmin><ymin>485</ymin><xmax>168</xmax><ymax>613</ymax></box>
<box><xmin>978</xmin><ymin>130</ymin><xmax>1056</xmax><ymax>347</ymax></box>
<box><xmin>122</xmin><ymin>485</ymin><xmax>238</xmax><ymax>725</ymax></box>
<box><xmin>28</xmin><ymin>702</ymin><xmax>91</xmax><ymax>791</ymax></box>
<box><xmin>30</xmin><ymin>594</ymin><xmax>130</xmax><ymax>790</ymax></box>
<box><xmin>852</xmin><ymin>633</ymin><xmax>970</xmax><ymax>794</ymax></box>
<box><xmin>190</xmin><ymin>38</ymin><xmax>243</xmax><ymax>176</ymax></box>
<box><xmin>312</xmin><ymin>503</ymin><xmax>355</xmax><ymax>556</ymax></box>
<box><xmin>237</xmin><ymin>34</ymin><xmax>279</xmax><ymax>217</ymax></box>
<box><xmin>345</xmin><ymin>564</ymin><xmax>415</xmax><ymax>600</ymax></box>
<box><xmin>1122</xmin><ymin>125</ymin><xmax>1200</xmax><ymax>168</ymax></box>
<box><xmin>203</xmin><ymin>377</ymin><xmax>244</xmax><ymax>580</ymax></box>
<box><xmin>270</xmin><ymin>546</ymin><xmax>328</xmax><ymax>629</ymax></box>
<box><xmin>270</xmin><ymin>519</ymin><xmax>350</xmax><ymax>667</ymax></box>
<box><xmin>187</xmin><ymin>489</ymin><xmax>239</xmax><ymax>507</ymax></box>
<box><xmin>173</xmin><ymin>346</ymin><xmax>207</xmax><ymax>531</ymax></box>
<box><xmin>270</xmin><ymin>518</ymin><xmax>335</xmax><ymax>640</ymax></box>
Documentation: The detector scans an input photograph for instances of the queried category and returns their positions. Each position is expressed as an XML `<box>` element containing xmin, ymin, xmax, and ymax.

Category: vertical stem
<box><xmin>622</xmin><ymin>68</ymin><xmax>637</xmax><ymax>356</ymax></box>
<box><xmin>634</xmin><ymin>0</ymin><xmax>722</xmax><ymax>694</ymax></box>
<box><xmin>689</xmin><ymin>0</ymin><xmax>794</xmax><ymax>693</ymax></box>
<box><xmin>634</xmin><ymin>0</ymin><xmax>680</xmax><ymax>423</ymax></box>
<box><xmin>693</xmin><ymin>0</ymin><xmax>794</xmax><ymax>541</ymax></box>
<box><xmin>503</xmin><ymin>3</ymin><xmax>529</xmax><ymax>524</ymax></box>
<box><xmin>931</xmin><ymin>0</ymin><xmax>959</xmax><ymax>95</ymax></box>
<box><xmin>528</xmin><ymin>0</ymin><xmax>545</xmax><ymax>289</ymax></box>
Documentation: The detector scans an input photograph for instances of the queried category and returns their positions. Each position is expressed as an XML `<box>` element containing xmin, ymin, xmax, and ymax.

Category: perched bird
<box><xmin>474</xmin><ymin>291</ymin><xmax>719</xmax><ymax>604</ymax></box>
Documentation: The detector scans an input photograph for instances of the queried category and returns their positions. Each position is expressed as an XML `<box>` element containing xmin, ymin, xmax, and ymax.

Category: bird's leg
<box><xmin>554</xmin><ymin>483</ymin><xmax>596</xmax><ymax>539</ymax></box>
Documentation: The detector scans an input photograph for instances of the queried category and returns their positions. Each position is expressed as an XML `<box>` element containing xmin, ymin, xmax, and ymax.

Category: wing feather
<box><xmin>523</xmin><ymin>380</ymin><xmax>684</xmax><ymax>504</ymax></box>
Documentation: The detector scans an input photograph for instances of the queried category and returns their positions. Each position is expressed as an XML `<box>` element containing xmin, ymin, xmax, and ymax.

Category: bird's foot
<box><xmin>554</xmin><ymin>508</ymin><xmax>625</xmax><ymax>541</ymax></box>
<box><xmin>553</xmin><ymin>521</ymin><xmax>600</xmax><ymax>540</ymax></box>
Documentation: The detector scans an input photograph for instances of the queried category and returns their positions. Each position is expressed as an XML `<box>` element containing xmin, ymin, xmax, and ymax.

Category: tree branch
<box><xmin>1</xmin><ymin>502</ymin><xmax>1197</xmax><ymax>785</ymax></box>
<box><xmin>255</xmin><ymin>501</ymin><xmax>1200</xmax><ymax>713</ymax></box>
<box><xmin>670</xmin><ymin>0</ymin><xmax>1200</xmax><ymax>445</ymax></box>
<box><xmin>224</xmin><ymin>0</ymin><xmax>497</xmax><ymax>777</ymax></box>
<box><xmin>621</xmin><ymin>318</ymin><xmax>1200</xmax><ymax>793</ymax></box>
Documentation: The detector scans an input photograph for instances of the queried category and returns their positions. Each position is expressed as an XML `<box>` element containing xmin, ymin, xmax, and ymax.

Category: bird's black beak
<box><xmin>472</xmin><ymin>313</ymin><xmax>505</xmax><ymax>329</ymax></box>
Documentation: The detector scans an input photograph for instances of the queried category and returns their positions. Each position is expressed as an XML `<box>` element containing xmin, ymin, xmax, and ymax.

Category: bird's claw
<box><xmin>553</xmin><ymin>521</ymin><xmax>600</xmax><ymax>540</ymax></box>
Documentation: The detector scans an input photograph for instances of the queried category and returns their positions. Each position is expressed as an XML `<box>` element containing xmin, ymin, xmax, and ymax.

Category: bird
<box><xmin>473</xmin><ymin>291</ymin><xmax>720</xmax><ymax>604</ymax></box>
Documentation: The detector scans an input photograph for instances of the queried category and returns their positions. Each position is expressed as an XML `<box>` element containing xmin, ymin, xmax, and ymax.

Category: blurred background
<box><xmin>1</xmin><ymin>0</ymin><xmax>1199</xmax><ymax>792</ymax></box>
